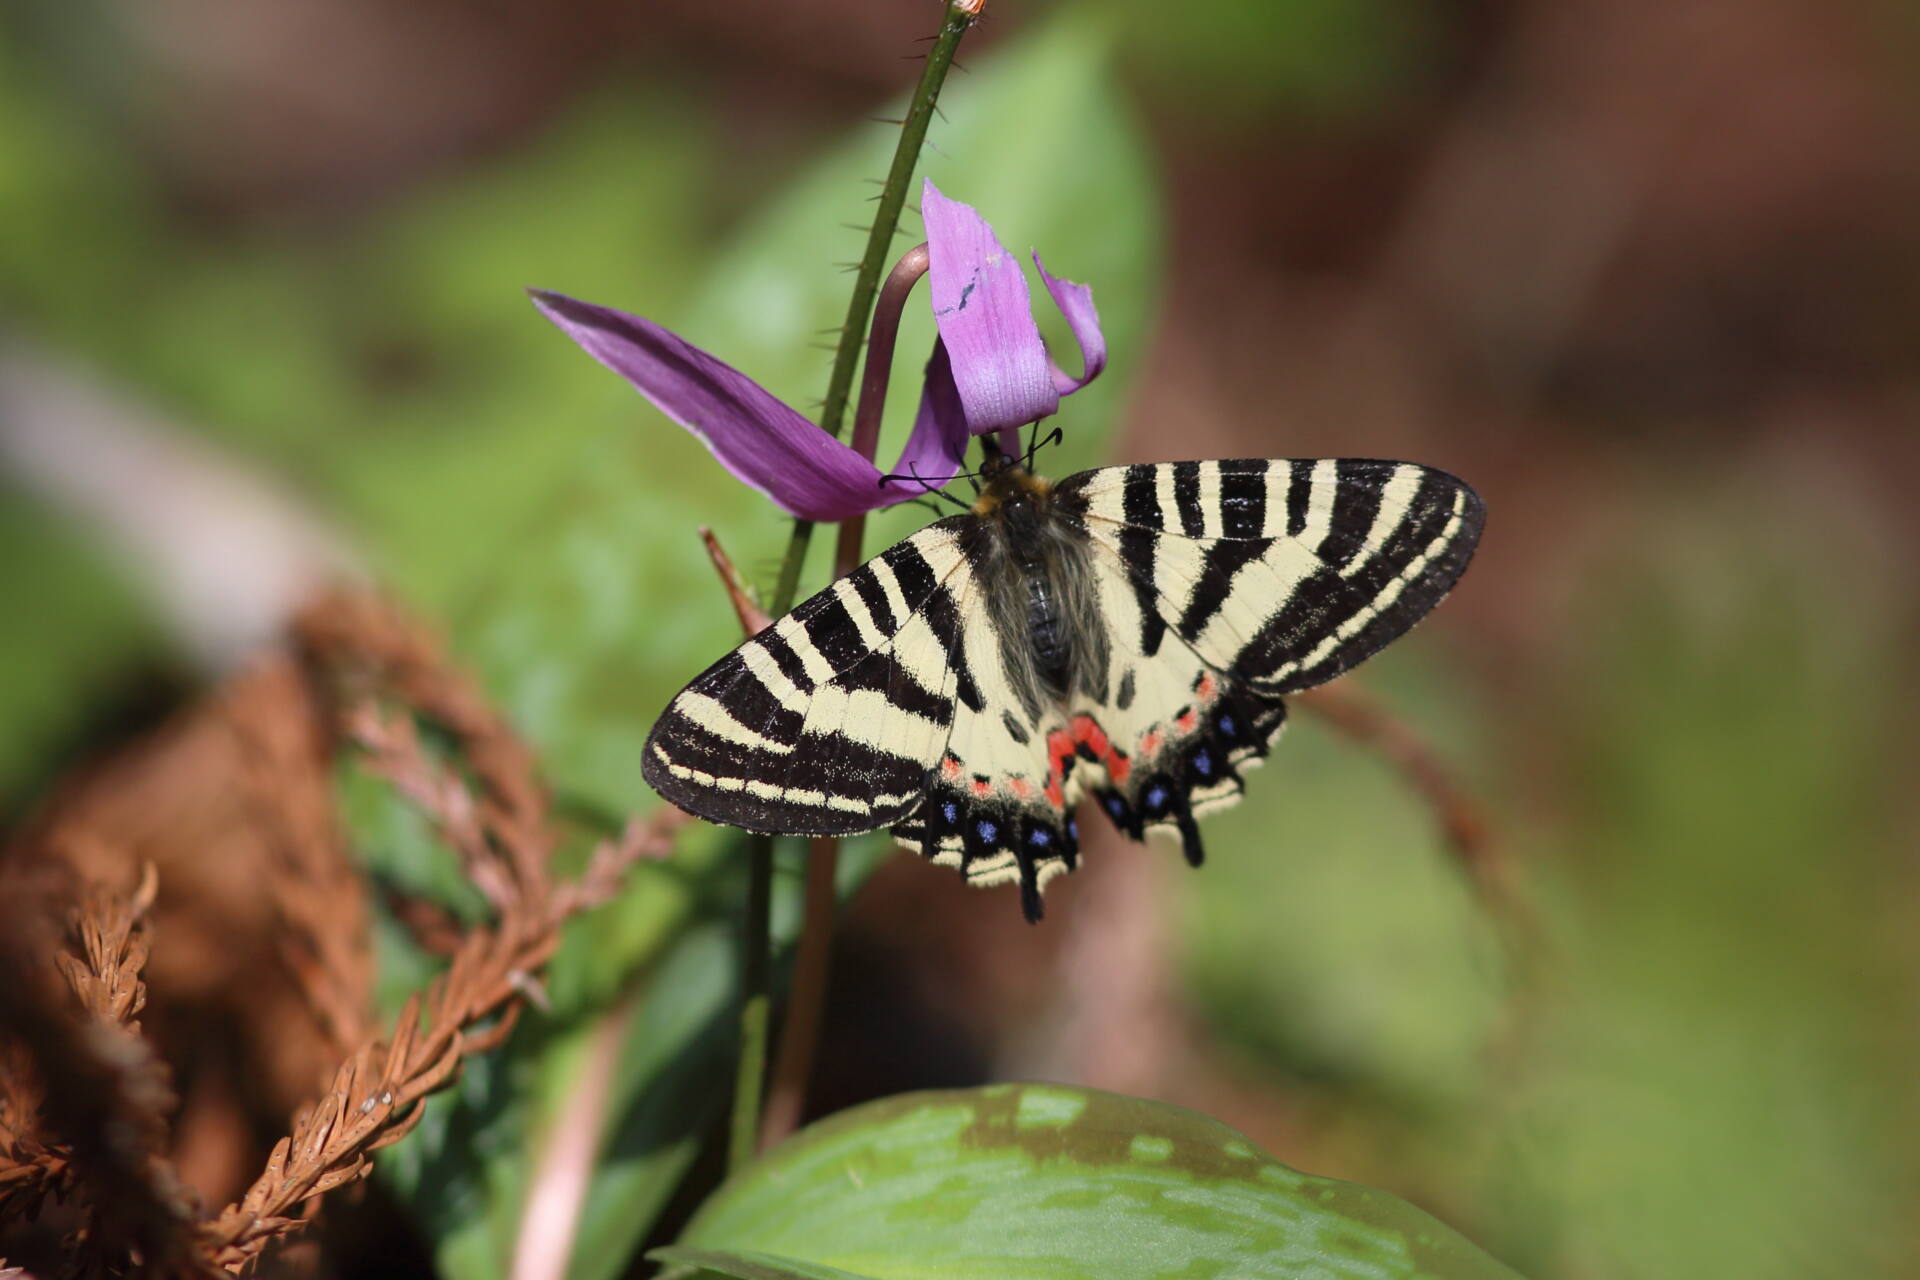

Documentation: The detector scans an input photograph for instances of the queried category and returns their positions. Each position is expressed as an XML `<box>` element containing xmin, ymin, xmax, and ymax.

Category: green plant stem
<box><xmin>728</xmin><ymin>4</ymin><xmax>974</xmax><ymax>1175</ymax></box>
<box><xmin>761</xmin><ymin>245</ymin><xmax>932</xmax><ymax>1150</ymax></box>
<box><xmin>767</xmin><ymin>3</ymin><xmax>974</xmax><ymax>614</ymax></box>
<box><xmin>727</xmin><ymin>832</ymin><xmax>774</xmax><ymax>1172</ymax></box>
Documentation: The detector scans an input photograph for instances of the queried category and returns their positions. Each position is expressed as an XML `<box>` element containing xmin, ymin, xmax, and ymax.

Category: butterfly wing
<box><xmin>648</xmin><ymin>457</ymin><xmax>1481</xmax><ymax>921</ymax></box>
<box><xmin>644</xmin><ymin>521</ymin><xmax>978</xmax><ymax>836</ymax></box>
<box><xmin>888</xmin><ymin>548</ymin><xmax>1086</xmax><ymax>923</ymax></box>
<box><xmin>1051</xmin><ymin>458</ymin><xmax>1483</xmax><ymax>859</ymax></box>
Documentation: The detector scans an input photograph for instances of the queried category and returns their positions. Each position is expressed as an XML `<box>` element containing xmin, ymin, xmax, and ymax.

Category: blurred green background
<box><xmin>3</xmin><ymin>0</ymin><xmax>1917</xmax><ymax>1277</ymax></box>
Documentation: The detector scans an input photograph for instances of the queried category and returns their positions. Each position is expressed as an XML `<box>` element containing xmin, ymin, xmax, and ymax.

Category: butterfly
<box><xmin>644</xmin><ymin>455</ymin><xmax>1483</xmax><ymax>922</ymax></box>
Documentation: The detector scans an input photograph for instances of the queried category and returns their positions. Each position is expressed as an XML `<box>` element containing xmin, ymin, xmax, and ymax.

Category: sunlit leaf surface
<box><xmin>662</xmin><ymin>1084</ymin><xmax>1523</xmax><ymax>1280</ymax></box>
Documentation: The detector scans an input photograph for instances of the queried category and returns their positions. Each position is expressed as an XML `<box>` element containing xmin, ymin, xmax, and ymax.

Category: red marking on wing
<box><xmin>970</xmin><ymin>778</ymin><xmax>993</xmax><ymax>798</ymax></box>
<box><xmin>1067</xmin><ymin>714</ymin><xmax>1131</xmax><ymax>783</ymax></box>
<box><xmin>941</xmin><ymin>757</ymin><xmax>962</xmax><ymax>780</ymax></box>
<box><xmin>1196</xmin><ymin>672</ymin><xmax>1217</xmax><ymax>700</ymax></box>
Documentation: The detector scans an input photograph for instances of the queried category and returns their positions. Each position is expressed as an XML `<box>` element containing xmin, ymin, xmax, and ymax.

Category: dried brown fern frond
<box><xmin>197</xmin><ymin>904</ymin><xmax>557</xmax><ymax>1268</ymax></box>
<box><xmin>225</xmin><ymin>662</ymin><xmax>375</xmax><ymax>1060</ymax></box>
<box><xmin>1</xmin><ymin>587</ymin><xmax>680</xmax><ymax>1275</ymax></box>
<box><xmin>54</xmin><ymin>862</ymin><xmax>158</xmax><ymax>1031</ymax></box>
<box><xmin>0</xmin><ymin>862</ymin><xmax>204</xmax><ymax>1275</ymax></box>
<box><xmin>195</xmin><ymin>590</ymin><xmax>674</xmax><ymax>1271</ymax></box>
<box><xmin>553</xmin><ymin>808</ymin><xmax>690</xmax><ymax>920</ymax></box>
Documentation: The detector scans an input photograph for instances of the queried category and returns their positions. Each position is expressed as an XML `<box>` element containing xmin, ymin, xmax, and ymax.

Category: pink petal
<box><xmin>531</xmin><ymin>289</ymin><xmax>966</xmax><ymax>520</ymax></box>
<box><xmin>922</xmin><ymin>180</ymin><xmax>1060</xmax><ymax>434</ymax></box>
<box><xmin>1034</xmin><ymin>252</ymin><xmax>1107</xmax><ymax>395</ymax></box>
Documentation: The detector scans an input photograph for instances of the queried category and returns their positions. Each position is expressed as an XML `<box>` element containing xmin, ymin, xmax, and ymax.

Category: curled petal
<box><xmin>531</xmin><ymin>289</ymin><xmax>966</xmax><ymax>520</ymax></box>
<box><xmin>1034</xmin><ymin>253</ymin><xmax>1107</xmax><ymax>396</ymax></box>
<box><xmin>893</xmin><ymin>340</ymin><xmax>971</xmax><ymax>494</ymax></box>
<box><xmin>922</xmin><ymin>179</ymin><xmax>1059</xmax><ymax>434</ymax></box>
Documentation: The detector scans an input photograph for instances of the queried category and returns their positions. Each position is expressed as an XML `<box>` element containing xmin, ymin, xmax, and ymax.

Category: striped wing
<box><xmin>643</xmin><ymin>522</ymin><xmax>978</xmax><ymax>835</ymax></box>
<box><xmin>1049</xmin><ymin>458</ymin><xmax>1482</xmax><ymax>863</ymax></box>
<box><xmin>1058</xmin><ymin>458</ymin><xmax>1484</xmax><ymax>694</ymax></box>
<box><xmin>890</xmin><ymin>615</ymin><xmax>1086</xmax><ymax>923</ymax></box>
<box><xmin>1062</xmin><ymin>543</ymin><xmax>1291</xmax><ymax>869</ymax></box>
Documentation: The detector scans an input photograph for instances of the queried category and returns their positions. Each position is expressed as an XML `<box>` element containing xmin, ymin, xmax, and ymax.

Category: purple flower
<box><xmin>530</xmin><ymin>180</ymin><xmax>1105</xmax><ymax>522</ymax></box>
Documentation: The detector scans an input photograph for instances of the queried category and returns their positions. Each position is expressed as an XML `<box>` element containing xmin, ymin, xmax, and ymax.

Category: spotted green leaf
<box><xmin>655</xmin><ymin>1084</ymin><xmax>1523</xmax><ymax>1280</ymax></box>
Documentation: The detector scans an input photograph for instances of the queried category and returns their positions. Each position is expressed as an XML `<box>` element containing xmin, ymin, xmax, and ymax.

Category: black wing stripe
<box><xmin>751</xmin><ymin>628</ymin><xmax>818</xmax><ymax>698</ymax></box>
<box><xmin>1173</xmin><ymin>460</ymin><xmax>1206</xmax><ymax>537</ymax></box>
<box><xmin>1324</xmin><ymin>459</ymin><xmax>1387</xmax><ymax>569</ymax></box>
<box><xmin>915</xmin><ymin>568</ymin><xmax>985</xmax><ymax>713</ymax></box>
<box><xmin>1118</xmin><ymin>464</ymin><xmax>1170</xmax><ymax>658</ymax></box>
<box><xmin>1252</xmin><ymin>484</ymin><xmax>1481</xmax><ymax>690</ymax></box>
<box><xmin>1121</xmin><ymin>465</ymin><xmax>1166</xmax><ymax>531</ymax></box>
<box><xmin>800</xmin><ymin>593</ymin><xmax>870</xmax><ymax>672</ymax></box>
<box><xmin>1176</xmin><ymin>536</ymin><xmax>1270</xmax><ymax>643</ymax></box>
<box><xmin>643</xmin><ymin>523</ymin><xmax>975</xmax><ymax>836</ymax></box>
<box><xmin>1278</xmin><ymin>483</ymin><xmax>1481</xmax><ymax>690</ymax></box>
<box><xmin>834</xmin><ymin>645</ymin><xmax>951</xmax><ymax>724</ymax></box>
<box><xmin>1218</xmin><ymin>459</ymin><xmax>1269</xmax><ymax>539</ymax></box>
<box><xmin>883</xmin><ymin>533</ymin><xmax>942</xmax><ymax>601</ymax></box>
<box><xmin>849</xmin><ymin>560</ymin><xmax>900</xmax><ymax>635</ymax></box>
<box><xmin>691</xmin><ymin>652</ymin><xmax>806</xmax><ymax>743</ymax></box>
<box><xmin>1285</xmin><ymin>459</ymin><xmax>1314</xmax><ymax>537</ymax></box>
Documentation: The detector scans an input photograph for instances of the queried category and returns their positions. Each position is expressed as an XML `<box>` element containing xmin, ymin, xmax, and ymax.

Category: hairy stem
<box><xmin>767</xmin><ymin>5</ymin><xmax>973</xmax><ymax>614</ymax></box>
<box><xmin>730</xmin><ymin>6</ymin><xmax>972</xmax><ymax>1173</ymax></box>
<box><xmin>762</xmin><ymin>245</ymin><xmax>932</xmax><ymax>1150</ymax></box>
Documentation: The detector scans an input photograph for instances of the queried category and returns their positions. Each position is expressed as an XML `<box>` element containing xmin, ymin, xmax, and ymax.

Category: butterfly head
<box><xmin>970</xmin><ymin>456</ymin><xmax>1054</xmax><ymax>526</ymax></box>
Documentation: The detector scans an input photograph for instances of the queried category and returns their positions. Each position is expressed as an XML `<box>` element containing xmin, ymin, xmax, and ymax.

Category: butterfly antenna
<box><xmin>876</xmin><ymin>462</ymin><xmax>974</xmax><ymax>512</ymax></box>
<box><xmin>1023</xmin><ymin>422</ymin><xmax>1063</xmax><ymax>471</ymax></box>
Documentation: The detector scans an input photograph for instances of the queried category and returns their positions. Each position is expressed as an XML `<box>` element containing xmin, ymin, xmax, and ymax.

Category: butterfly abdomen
<box><xmin>976</xmin><ymin>471</ymin><xmax>1109</xmax><ymax>712</ymax></box>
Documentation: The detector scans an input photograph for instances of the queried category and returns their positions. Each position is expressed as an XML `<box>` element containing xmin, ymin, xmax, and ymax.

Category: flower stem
<box><xmin>727</xmin><ymin>832</ymin><xmax>774</xmax><ymax>1172</ymax></box>
<box><xmin>761</xmin><ymin>245</ymin><xmax>932</xmax><ymax>1150</ymax></box>
<box><xmin>729</xmin><ymin>5</ymin><xmax>973</xmax><ymax>1175</ymax></box>
<box><xmin>769</xmin><ymin>4</ymin><xmax>974</xmax><ymax>613</ymax></box>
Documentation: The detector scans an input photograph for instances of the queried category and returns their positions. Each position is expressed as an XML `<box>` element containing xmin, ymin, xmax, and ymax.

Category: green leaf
<box><xmin>661</xmin><ymin>1084</ymin><xmax>1523</xmax><ymax>1280</ymax></box>
<box><xmin>651</xmin><ymin>1247</ymin><xmax>881</xmax><ymax>1280</ymax></box>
